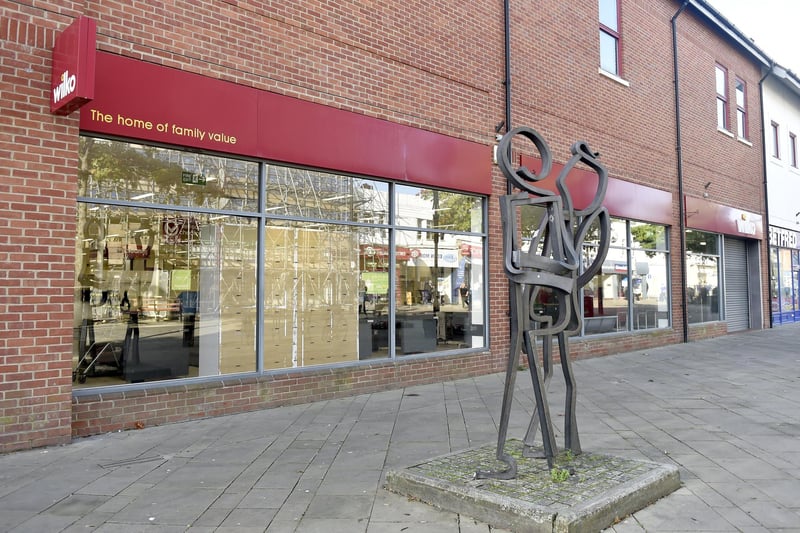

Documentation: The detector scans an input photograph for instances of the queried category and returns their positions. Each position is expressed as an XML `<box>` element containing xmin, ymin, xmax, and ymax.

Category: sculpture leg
<box><xmin>558</xmin><ymin>332</ymin><xmax>581</xmax><ymax>454</ymax></box>
<box><xmin>522</xmin><ymin>331</ymin><xmax>552</xmax><ymax>458</ymax></box>
<box><xmin>476</xmin><ymin>285</ymin><xmax>524</xmax><ymax>479</ymax></box>
<box><xmin>522</xmin><ymin>328</ymin><xmax>557</xmax><ymax>468</ymax></box>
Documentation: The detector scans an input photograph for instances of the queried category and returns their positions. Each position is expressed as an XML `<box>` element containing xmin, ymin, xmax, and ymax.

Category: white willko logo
<box><xmin>53</xmin><ymin>70</ymin><xmax>77</xmax><ymax>103</ymax></box>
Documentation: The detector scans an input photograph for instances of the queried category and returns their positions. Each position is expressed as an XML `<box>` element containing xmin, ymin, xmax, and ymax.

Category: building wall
<box><xmin>763</xmin><ymin>75</ymin><xmax>800</xmax><ymax>229</ymax></box>
<box><xmin>1</xmin><ymin>14</ymin><xmax>78</xmax><ymax>451</ymax></box>
<box><xmin>496</xmin><ymin>0</ymin><xmax>769</xmax><ymax>341</ymax></box>
<box><xmin>1</xmin><ymin>0</ymin><xmax>772</xmax><ymax>451</ymax></box>
<box><xmin>673</xmin><ymin>7</ymin><xmax>769</xmax><ymax>331</ymax></box>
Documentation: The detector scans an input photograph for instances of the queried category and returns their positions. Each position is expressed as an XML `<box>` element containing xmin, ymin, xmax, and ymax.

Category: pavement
<box><xmin>1</xmin><ymin>324</ymin><xmax>800</xmax><ymax>532</ymax></box>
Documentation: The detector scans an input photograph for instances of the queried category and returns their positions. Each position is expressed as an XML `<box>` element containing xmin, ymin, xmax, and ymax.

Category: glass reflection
<box><xmin>265</xmin><ymin>166</ymin><xmax>389</xmax><ymax>223</ymax></box>
<box><xmin>582</xmin><ymin>218</ymin><xmax>670</xmax><ymax>334</ymax></box>
<box><xmin>394</xmin><ymin>230</ymin><xmax>483</xmax><ymax>354</ymax></box>
<box><xmin>78</xmin><ymin>137</ymin><xmax>259</xmax><ymax>211</ymax></box>
<box><xmin>395</xmin><ymin>185</ymin><xmax>482</xmax><ymax>232</ymax></box>
<box><xmin>73</xmin><ymin>205</ymin><xmax>257</xmax><ymax>387</ymax></box>
<box><xmin>264</xmin><ymin>220</ymin><xmax>389</xmax><ymax>368</ymax></box>
<box><xmin>631</xmin><ymin>249</ymin><xmax>669</xmax><ymax>330</ymax></box>
<box><xmin>686</xmin><ymin>231</ymin><xmax>720</xmax><ymax>323</ymax></box>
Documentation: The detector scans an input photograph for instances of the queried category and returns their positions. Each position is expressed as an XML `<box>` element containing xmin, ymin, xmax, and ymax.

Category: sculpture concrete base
<box><xmin>385</xmin><ymin>440</ymin><xmax>680</xmax><ymax>533</ymax></box>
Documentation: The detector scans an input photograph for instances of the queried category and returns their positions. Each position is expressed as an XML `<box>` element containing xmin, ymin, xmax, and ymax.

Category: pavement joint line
<box><xmin>98</xmin><ymin>455</ymin><xmax>167</xmax><ymax>469</ymax></box>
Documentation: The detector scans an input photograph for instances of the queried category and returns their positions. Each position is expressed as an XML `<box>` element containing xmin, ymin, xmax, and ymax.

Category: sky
<box><xmin>707</xmin><ymin>0</ymin><xmax>800</xmax><ymax>74</ymax></box>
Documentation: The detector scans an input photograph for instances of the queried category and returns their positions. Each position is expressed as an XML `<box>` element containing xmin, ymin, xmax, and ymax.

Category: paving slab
<box><xmin>386</xmin><ymin>439</ymin><xmax>680</xmax><ymax>533</ymax></box>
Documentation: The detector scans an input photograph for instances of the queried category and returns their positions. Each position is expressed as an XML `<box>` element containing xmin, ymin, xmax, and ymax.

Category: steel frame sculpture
<box><xmin>477</xmin><ymin>126</ymin><xmax>610</xmax><ymax>479</ymax></box>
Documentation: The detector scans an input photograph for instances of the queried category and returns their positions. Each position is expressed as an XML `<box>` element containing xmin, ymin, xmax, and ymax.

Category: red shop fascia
<box><xmin>75</xmin><ymin>52</ymin><xmax>491</xmax><ymax>195</ymax></box>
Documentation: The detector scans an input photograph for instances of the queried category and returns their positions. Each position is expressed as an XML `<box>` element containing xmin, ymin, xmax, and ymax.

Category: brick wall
<box><xmin>71</xmin><ymin>350</ymin><xmax>507</xmax><ymax>437</ymax></box>
<box><xmin>1</xmin><ymin>0</ymin><xmax>771</xmax><ymax>450</ymax></box>
<box><xmin>0</xmin><ymin>13</ymin><xmax>79</xmax><ymax>452</ymax></box>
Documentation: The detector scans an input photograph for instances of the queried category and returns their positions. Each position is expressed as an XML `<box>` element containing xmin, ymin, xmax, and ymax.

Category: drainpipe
<box><xmin>503</xmin><ymin>0</ymin><xmax>512</xmax><ymax>184</ymax></box>
<box><xmin>502</xmin><ymin>0</ymin><xmax>514</xmax><ymax>326</ymax></box>
<box><xmin>759</xmin><ymin>62</ymin><xmax>775</xmax><ymax>328</ymax></box>
<box><xmin>672</xmin><ymin>1</ymin><xmax>689</xmax><ymax>343</ymax></box>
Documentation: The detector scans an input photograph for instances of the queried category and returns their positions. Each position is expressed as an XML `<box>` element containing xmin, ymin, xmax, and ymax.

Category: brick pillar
<box><xmin>1</xmin><ymin>14</ymin><xmax>77</xmax><ymax>452</ymax></box>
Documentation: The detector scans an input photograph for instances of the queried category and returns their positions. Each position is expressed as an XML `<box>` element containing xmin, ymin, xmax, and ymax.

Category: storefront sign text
<box><xmin>50</xmin><ymin>17</ymin><xmax>96</xmax><ymax>115</ymax></box>
<box><xmin>88</xmin><ymin>109</ymin><xmax>238</xmax><ymax>147</ymax></box>
<box><xmin>769</xmin><ymin>226</ymin><xmax>799</xmax><ymax>248</ymax></box>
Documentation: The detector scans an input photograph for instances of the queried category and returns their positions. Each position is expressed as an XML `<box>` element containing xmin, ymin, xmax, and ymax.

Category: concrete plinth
<box><xmin>386</xmin><ymin>440</ymin><xmax>680</xmax><ymax>533</ymax></box>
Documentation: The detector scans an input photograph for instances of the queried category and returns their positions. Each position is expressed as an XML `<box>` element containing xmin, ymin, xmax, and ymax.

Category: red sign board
<box><xmin>519</xmin><ymin>154</ymin><xmax>673</xmax><ymax>224</ymax></box>
<box><xmin>685</xmin><ymin>196</ymin><xmax>764</xmax><ymax>239</ymax></box>
<box><xmin>50</xmin><ymin>17</ymin><xmax>96</xmax><ymax>115</ymax></box>
<box><xmin>80</xmin><ymin>52</ymin><xmax>491</xmax><ymax>194</ymax></box>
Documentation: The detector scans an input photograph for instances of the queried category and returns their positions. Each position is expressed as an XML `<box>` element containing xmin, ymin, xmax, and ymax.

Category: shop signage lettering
<box><xmin>89</xmin><ymin>109</ymin><xmax>238</xmax><ymax>145</ymax></box>
<box><xmin>82</xmin><ymin>52</ymin><xmax>491</xmax><ymax>194</ymax></box>
<box><xmin>735</xmin><ymin>218</ymin><xmax>757</xmax><ymax>236</ymax></box>
<box><xmin>769</xmin><ymin>226</ymin><xmax>798</xmax><ymax>248</ymax></box>
<box><xmin>181</xmin><ymin>171</ymin><xmax>206</xmax><ymax>185</ymax></box>
<box><xmin>53</xmin><ymin>70</ymin><xmax>77</xmax><ymax>105</ymax></box>
<box><xmin>50</xmin><ymin>17</ymin><xmax>96</xmax><ymax>115</ymax></box>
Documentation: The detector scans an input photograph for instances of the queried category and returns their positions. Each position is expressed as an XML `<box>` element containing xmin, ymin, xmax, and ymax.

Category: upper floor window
<box><xmin>735</xmin><ymin>78</ymin><xmax>747</xmax><ymax>139</ymax></box>
<box><xmin>790</xmin><ymin>132</ymin><xmax>797</xmax><ymax>167</ymax></box>
<box><xmin>771</xmin><ymin>121</ymin><xmax>780</xmax><ymax>159</ymax></box>
<box><xmin>715</xmin><ymin>65</ymin><xmax>728</xmax><ymax>131</ymax></box>
<box><xmin>599</xmin><ymin>0</ymin><xmax>621</xmax><ymax>76</ymax></box>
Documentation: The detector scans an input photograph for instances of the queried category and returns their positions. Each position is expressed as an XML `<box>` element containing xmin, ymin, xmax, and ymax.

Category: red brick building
<box><xmin>1</xmin><ymin>0</ymin><xmax>771</xmax><ymax>452</ymax></box>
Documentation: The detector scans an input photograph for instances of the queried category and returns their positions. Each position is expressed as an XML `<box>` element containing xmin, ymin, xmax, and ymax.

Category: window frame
<box><xmin>74</xmin><ymin>135</ymin><xmax>489</xmax><ymax>393</ymax></box>
<box><xmin>580</xmin><ymin>217</ymin><xmax>670</xmax><ymax>335</ymax></box>
<box><xmin>790</xmin><ymin>132</ymin><xmax>797</xmax><ymax>167</ymax></box>
<box><xmin>734</xmin><ymin>77</ymin><xmax>748</xmax><ymax>140</ymax></box>
<box><xmin>599</xmin><ymin>0</ymin><xmax>622</xmax><ymax>77</ymax></box>
<box><xmin>771</xmin><ymin>121</ymin><xmax>781</xmax><ymax>159</ymax></box>
<box><xmin>685</xmin><ymin>230</ymin><xmax>721</xmax><ymax>325</ymax></box>
<box><xmin>715</xmin><ymin>64</ymin><xmax>729</xmax><ymax>131</ymax></box>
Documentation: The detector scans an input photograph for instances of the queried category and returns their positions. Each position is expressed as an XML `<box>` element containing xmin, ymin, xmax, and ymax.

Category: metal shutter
<box><xmin>724</xmin><ymin>237</ymin><xmax>750</xmax><ymax>332</ymax></box>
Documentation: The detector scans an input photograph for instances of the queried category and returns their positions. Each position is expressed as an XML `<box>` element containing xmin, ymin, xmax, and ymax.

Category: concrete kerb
<box><xmin>385</xmin><ymin>440</ymin><xmax>680</xmax><ymax>533</ymax></box>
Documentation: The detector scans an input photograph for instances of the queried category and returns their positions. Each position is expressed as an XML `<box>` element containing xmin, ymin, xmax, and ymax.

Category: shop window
<box><xmin>74</xmin><ymin>204</ymin><xmax>258</xmax><ymax>385</ymax></box>
<box><xmin>685</xmin><ymin>230</ymin><xmax>720</xmax><ymax>324</ymax></box>
<box><xmin>581</xmin><ymin>218</ymin><xmax>670</xmax><ymax>335</ymax></box>
<box><xmin>75</xmin><ymin>137</ymin><xmax>486</xmax><ymax>389</ymax></box>
<box><xmin>393</xmin><ymin>186</ymin><xmax>484</xmax><ymax>354</ymax></box>
<box><xmin>394</xmin><ymin>229</ymin><xmax>482</xmax><ymax>355</ymax></box>
<box><xmin>770</xmin><ymin>246</ymin><xmax>779</xmax><ymax>317</ymax></box>
<box><xmin>599</xmin><ymin>0</ymin><xmax>622</xmax><ymax>76</ymax></box>
<box><xmin>772</xmin><ymin>248</ymin><xmax>800</xmax><ymax>324</ymax></box>
<box><xmin>264</xmin><ymin>165</ymin><xmax>388</xmax><ymax>223</ymax></box>
<box><xmin>78</xmin><ymin>137</ymin><xmax>259</xmax><ymax>210</ymax></box>
<box><xmin>264</xmin><ymin>220</ymin><xmax>379</xmax><ymax>367</ymax></box>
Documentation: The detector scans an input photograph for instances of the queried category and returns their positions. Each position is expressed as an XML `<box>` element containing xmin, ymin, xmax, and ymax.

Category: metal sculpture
<box><xmin>477</xmin><ymin>126</ymin><xmax>610</xmax><ymax>479</ymax></box>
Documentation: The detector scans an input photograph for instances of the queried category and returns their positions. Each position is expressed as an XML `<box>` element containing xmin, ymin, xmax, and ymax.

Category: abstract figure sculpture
<box><xmin>477</xmin><ymin>126</ymin><xmax>610</xmax><ymax>479</ymax></box>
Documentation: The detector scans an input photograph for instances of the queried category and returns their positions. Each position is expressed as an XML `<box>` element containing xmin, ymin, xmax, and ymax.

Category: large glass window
<box><xmin>581</xmin><ymin>218</ymin><xmax>670</xmax><ymax>334</ymax></box>
<box><xmin>685</xmin><ymin>230</ymin><xmax>720</xmax><ymax>324</ymax></box>
<box><xmin>778</xmin><ymin>249</ymin><xmax>796</xmax><ymax>315</ymax></box>
<box><xmin>393</xmin><ymin>186</ymin><xmax>484</xmax><ymax>354</ymax></box>
<box><xmin>74</xmin><ymin>137</ymin><xmax>486</xmax><ymax>389</ymax></box>
<box><xmin>771</xmin><ymin>247</ymin><xmax>800</xmax><ymax>324</ymax></box>
<box><xmin>75</xmin><ymin>205</ymin><xmax>258</xmax><ymax>384</ymax></box>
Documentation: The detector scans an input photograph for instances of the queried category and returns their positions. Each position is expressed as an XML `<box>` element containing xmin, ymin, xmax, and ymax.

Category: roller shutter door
<box><xmin>724</xmin><ymin>237</ymin><xmax>749</xmax><ymax>332</ymax></box>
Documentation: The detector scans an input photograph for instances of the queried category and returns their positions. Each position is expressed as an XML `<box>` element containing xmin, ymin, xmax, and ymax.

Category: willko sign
<box><xmin>50</xmin><ymin>16</ymin><xmax>96</xmax><ymax>115</ymax></box>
